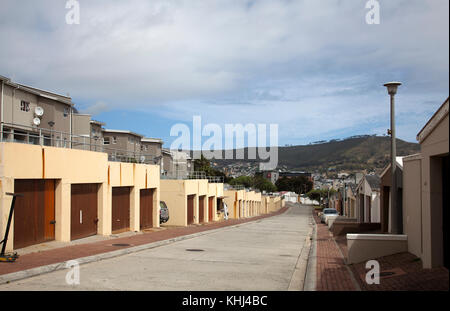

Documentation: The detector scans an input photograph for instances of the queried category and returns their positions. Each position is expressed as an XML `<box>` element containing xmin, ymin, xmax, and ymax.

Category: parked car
<box><xmin>160</xmin><ymin>201</ymin><xmax>169</xmax><ymax>224</ymax></box>
<box><xmin>320</xmin><ymin>208</ymin><xmax>338</xmax><ymax>223</ymax></box>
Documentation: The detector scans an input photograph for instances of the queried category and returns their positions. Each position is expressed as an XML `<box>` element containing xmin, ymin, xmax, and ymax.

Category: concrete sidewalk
<box><xmin>0</xmin><ymin>205</ymin><xmax>290</xmax><ymax>284</ymax></box>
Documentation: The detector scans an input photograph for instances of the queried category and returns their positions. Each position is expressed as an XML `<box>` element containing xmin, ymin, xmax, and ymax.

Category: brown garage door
<box><xmin>140</xmin><ymin>188</ymin><xmax>154</xmax><ymax>230</ymax></box>
<box><xmin>71</xmin><ymin>184</ymin><xmax>99</xmax><ymax>241</ymax></box>
<box><xmin>112</xmin><ymin>187</ymin><xmax>131</xmax><ymax>233</ymax></box>
<box><xmin>199</xmin><ymin>195</ymin><xmax>206</xmax><ymax>223</ymax></box>
<box><xmin>187</xmin><ymin>194</ymin><xmax>195</xmax><ymax>225</ymax></box>
<box><xmin>13</xmin><ymin>179</ymin><xmax>55</xmax><ymax>249</ymax></box>
<box><xmin>208</xmin><ymin>197</ymin><xmax>214</xmax><ymax>222</ymax></box>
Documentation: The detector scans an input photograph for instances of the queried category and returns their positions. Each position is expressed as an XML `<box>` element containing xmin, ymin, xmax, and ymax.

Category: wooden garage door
<box><xmin>199</xmin><ymin>195</ymin><xmax>205</xmax><ymax>223</ymax></box>
<box><xmin>140</xmin><ymin>188</ymin><xmax>154</xmax><ymax>230</ymax></box>
<box><xmin>112</xmin><ymin>187</ymin><xmax>131</xmax><ymax>233</ymax></box>
<box><xmin>13</xmin><ymin>179</ymin><xmax>55</xmax><ymax>249</ymax></box>
<box><xmin>187</xmin><ymin>195</ymin><xmax>195</xmax><ymax>225</ymax></box>
<box><xmin>208</xmin><ymin>197</ymin><xmax>214</xmax><ymax>222</ymax></box>
<box><xmin>71</xmin><ymin>184</ymin><xmax>99</xmax><ymax>241</ymax></box>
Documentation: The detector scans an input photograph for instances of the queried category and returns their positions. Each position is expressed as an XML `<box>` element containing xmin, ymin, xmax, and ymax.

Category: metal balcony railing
<box><xmin>0</xmin><ymin>122</ymin><xmax>161</xmax><ymax>164</ymax></box>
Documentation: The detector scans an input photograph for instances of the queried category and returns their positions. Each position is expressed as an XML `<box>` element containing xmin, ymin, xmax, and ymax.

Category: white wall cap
<box><xmin>346</xmin><ymin>234</ymin><xmax>407</xmax><ymax>241</ymax></box>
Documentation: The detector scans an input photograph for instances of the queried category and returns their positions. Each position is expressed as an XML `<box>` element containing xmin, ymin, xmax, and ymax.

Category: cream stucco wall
<box><xmin>347</xmin><ymin>234</ymin><xmax>408</xmax><ymax>264</ymax></box>
<box><xmin>224</xmin><ymin>190</ymin><xmax>238</xmax><ymax>219</ymax></box>
<box><xmin>0</xmin><ymin>142</ymin><xmax>160</xmax><ymax>251</ymax></box>
<box><xmin>224</xmin><ymin>189</ymin><xmax>246</xmax><ymax>219</ymax></box>
<box><xmin>160</xmin><ymin>179</ymin><xmax>199</xmax><ymax>227</ymax></box>
<box><xmin>207</xmin><ymin>183</ymin><xmax>217</xmax><ymax>222</ymax></box>
<box><xmin>403</xmin><ymin>111</ymin><xmax>448</xmax><ymax>268</ymax></box>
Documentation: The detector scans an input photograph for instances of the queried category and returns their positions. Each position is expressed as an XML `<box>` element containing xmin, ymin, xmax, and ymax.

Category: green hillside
<box><xmin>211</xmin><ymin>135</ymin><xmax>420</xmax><ymax>173</ymax></box>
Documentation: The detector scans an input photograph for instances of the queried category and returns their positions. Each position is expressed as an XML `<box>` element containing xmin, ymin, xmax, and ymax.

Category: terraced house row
<box><xmin>0</xmin><ymin>76</ymin><xmax>285</xmax><ymax>253</ymax></box>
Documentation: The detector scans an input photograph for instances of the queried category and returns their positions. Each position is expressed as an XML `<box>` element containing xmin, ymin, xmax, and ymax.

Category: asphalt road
<box><xmin>0</xmin><ymin>203</ymin><xmax>313</xmax><ymax>291</ymax></box>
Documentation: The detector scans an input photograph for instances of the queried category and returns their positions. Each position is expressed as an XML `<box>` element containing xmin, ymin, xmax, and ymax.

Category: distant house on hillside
<box><xmin>261</xmin><ymin>170</ymin><xmax>279</xmax><ymax>184</ymax></box>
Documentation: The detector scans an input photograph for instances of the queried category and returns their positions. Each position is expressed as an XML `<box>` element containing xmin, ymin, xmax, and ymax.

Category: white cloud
<box><xmin>0</xmin><ymin>0</ymin><xmax>448</xmax><ymax>143</ymax></box>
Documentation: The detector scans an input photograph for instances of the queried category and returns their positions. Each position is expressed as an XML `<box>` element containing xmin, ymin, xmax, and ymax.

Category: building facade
<box><xmin>141</xmin><ymin>137</ymin><xmax>163</xmax><ymax>165</ymax></box>
<box><xmin>402</xmin><ymin>98</ymin><xmax>449</xmax><ymax>269</ymax></box>
<box><xmin>1</xmin><ymin>75</ymin><xmax>73</xmax><ymax>147</ymax></box>
<box><xmin>102</xmin><ymin>129</ymin><xmax>144</xmax><ymax>162</ymax></box>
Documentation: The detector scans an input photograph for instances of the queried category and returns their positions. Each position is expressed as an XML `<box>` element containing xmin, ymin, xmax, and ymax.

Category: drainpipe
<box><xmin>1</xmin><ymin>80</ymin><xmax>3</xmax><ymax>141</ymax></box>
<box><xmin>70</xmin><ymin>106</ymin><xmax>72</xmax><ymax>148</ymax></box>
<box><xmin>11</xmin><ymin>85</ymin><xmax>20</xmax><ymax>141</ymax></box>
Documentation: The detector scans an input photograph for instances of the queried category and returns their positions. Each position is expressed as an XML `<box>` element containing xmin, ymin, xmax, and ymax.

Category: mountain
<box><xmin>209</xmin><ymin>135</ymin><xmax>420</xmax><ymax>173</ymax></box>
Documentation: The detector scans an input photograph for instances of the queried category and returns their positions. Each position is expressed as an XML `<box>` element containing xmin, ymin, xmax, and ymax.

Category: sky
<box><xmin>0</xmin><ymin>0</ymin><xmax>448</xmax><ymax>148</ymax></box>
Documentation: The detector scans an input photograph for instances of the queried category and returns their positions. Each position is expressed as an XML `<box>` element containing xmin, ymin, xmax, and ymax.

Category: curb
<box><xmin>303</xmin><ymin>212</ymin><xmax>317</xmax><ymax>291</ymax></box>
<box><xmin>0</xmin><ymin>208</ymin><xmax>291</xmax><ymax>285</ymax></box>
<box><xmin>287</xmin><ymin>206</ymin><xmax>313</xmax><ymax>291</ymax></box>
<box><xmin>332</xmin><ymin>234</ymin><xmax>361</xmax><ymax>291</ymax></box>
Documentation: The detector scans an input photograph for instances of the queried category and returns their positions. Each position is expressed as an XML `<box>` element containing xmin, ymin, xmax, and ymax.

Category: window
<box><xmin>20</xmin><ymin>100</ymin><xmax>30</xmax><ymax>112</ymax></box>
<box><xmin>112</xmin><ymin>136</ymin><xmax>117</xmax><ymax>144</ymax></box>
<box><xmin>104</xmin><ymin>137</ymin><xmax>110</xmax><ymax>145</ymax></box>
<box><xmin>63</xmin><ymin>107</ymin><xmax>70</xmax><ymax>117</ymax></box>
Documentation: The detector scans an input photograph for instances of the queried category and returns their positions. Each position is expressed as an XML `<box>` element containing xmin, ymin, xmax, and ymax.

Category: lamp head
<box><xmin>384</xmin><ymin>81</ymin><xmax>402</xmax><ymax>95</ymax></box>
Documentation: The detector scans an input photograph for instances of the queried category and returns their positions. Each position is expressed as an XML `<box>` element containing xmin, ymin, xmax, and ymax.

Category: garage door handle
<box><xmin>50</xmin><ymin>220</ymin><xmax>56</xmax><ymax>225</ymax></box>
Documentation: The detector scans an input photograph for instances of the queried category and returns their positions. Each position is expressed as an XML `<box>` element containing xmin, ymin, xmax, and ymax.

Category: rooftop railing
<box><xmin>0</xmin><ymin>122</ymin><xmax>161</xmax><ymax>164</ymax></box>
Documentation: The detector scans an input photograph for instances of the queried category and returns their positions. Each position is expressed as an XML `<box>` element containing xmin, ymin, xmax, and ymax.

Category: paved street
<box><xmin>0</xmin><ymin>204</ymin><xmax>313</xmax><ymax>291</ymax></box>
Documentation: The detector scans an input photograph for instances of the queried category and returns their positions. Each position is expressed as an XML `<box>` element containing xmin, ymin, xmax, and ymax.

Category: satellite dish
<box><xmin>140</xmin><ymin>156</ymin><xmax>146</xmax><ymax>163</ymax></box>
<box><xmin>33</xmin><ymin>117</ymin><xmax>41</xmax><ymax>126</ymax></box>
<box><xmin>35</xmin><ymin>106</ymin><xmax>44</xmax><ymax>117</ymax></box>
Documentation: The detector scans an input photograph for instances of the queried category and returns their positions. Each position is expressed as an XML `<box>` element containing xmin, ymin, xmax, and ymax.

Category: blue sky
<box><xmin>0</xmin><ymin>0</ymin><xmax>448</xmax><ymax>148</ymax></box>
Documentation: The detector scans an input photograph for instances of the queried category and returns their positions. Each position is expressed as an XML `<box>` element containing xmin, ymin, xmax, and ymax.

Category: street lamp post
<box><xmin>384</xmin><ymin>81</ymin><xmax>401</xmax><ymax>234</ymax></box>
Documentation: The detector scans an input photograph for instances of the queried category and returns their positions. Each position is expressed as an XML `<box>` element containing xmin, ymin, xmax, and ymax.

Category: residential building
<box><xmin>90</xmin><ymin>119</ymin><xmax>105</xmax><ymax>152</ymax></box>
<box><xmin>161</xmin><ymin>149</ymin><xmax>193</xmax><ymax>179</ymax></box>
<box><xmin>279</xmin><ymin>171</ymin><xmax>312</xmax><ymax>182</ymax></box>
<box><xmin>0</xmin><ymin>75</ymin><xmax>73</xmax><ymax>147</ymax></box>
<box><xmin>355</xmin><ymin>174</ymin><xmax>381</xmax><ymax>223</ymax></box>
<box><xmin>344</xmin><ymin>184</ymin><xmax>357</xmax><ymax>218</ymax></box>
<box><xmin>0</xmin><ymin>141</ymin><xmax>160</xmax><ymax>252</ymax></box>
<box><xmin>161</xmin><ymin>148</ymin><xmax>173</xmax><ymax>176</ymax></box>
<box><xmin>402</xmin><ymin>97</ymin><xmax>449</xmax><ymax>269</ymax></box>
<box><xmin>102</xmin><ymin>129</ymin><xmax>143</xmax><ymax>162</ymax></box>
<box><xmin>261</xmin><ymin>170</ymin><xmax>279</xmax><ymax>184</ymax></box>
<box><xmin>141</xmin><ymin>137</ymin><xmax>163</xmax><ymax>165</ymax></box>
<box><xmin>71</xmin><ymin>113</ymin><xmax>91</xmax><ymax>150</ymax></box>
<box><xmin>347</xmin><ymin>98</ymin><xmax>449</xmax><ymax>267</ymax></box>
<box><xmin>379</xmin><ymin>157</ymin><xmax>404</xmax><ymax>233</ymax></box>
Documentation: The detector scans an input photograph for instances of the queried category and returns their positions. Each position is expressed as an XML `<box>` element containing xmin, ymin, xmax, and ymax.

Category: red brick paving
<box><xmin>348</xmin><ymin>252</ymin><xmax>449</xmax><ymax>291</ymax></box>
<box><xmin>0</xmin><ymin>207</ymin><xmax>288</xmax><ymax>276</ymax></box>
<box><xmin>313</xmin><ymin>211</ymin><xmax>357</xmax><ymax>291</ymax></box>
<box><xmin>322</xmin><ymin>211</ymin><xmax>449</xmax><ymax>291</ymax></box>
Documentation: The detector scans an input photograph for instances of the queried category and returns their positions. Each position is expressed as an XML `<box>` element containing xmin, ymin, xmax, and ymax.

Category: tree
<box><xmin>306</xmin><ymin>188</ymin><xmax>337</xmax><ymax>205</ymax></box>
<box><xmin>253</xmin><ymin>175</ymin><xmax>277</xmax><ymax>193</ymax></box>
<box><xmin>229</xmin><ymin>175</ymin><xmax>277</xmax><ymax>193</ymax></box>
<box><xmin>193</xmin><ymin>154</ymin><xmax>233</xmax><ymax>183</ymax></box>
<box><xmin>229</xmin><ymin>176</ymin><xmax>253</xmax><ymax>188</ymax></box>
<box><xmin>275</xmin><ymin>176</ymin><xmax>313</xmax><ymax>194</ymax></box>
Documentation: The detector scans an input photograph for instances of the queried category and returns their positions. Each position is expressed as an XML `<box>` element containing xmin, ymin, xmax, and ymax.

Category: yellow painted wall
<box><xmin>160</xmin><ymin>179</ymin><xmax>200</xmax><ymax>227</ymax></box>
<box><xmin>0</xmin><ymin>142</ymin><xmax>160</xmax><ymax>251</ymax></box>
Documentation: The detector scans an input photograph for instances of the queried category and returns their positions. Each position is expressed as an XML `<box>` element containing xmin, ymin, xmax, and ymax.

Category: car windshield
<box><xmin>324</xmin><ymin>209</ymin><xmax>338</xmax><ymax>214</ymax></box>
<box><xmin>160</xmin><ymin>201</ymin><xmax>167</xmax><ymax>209</ymax></box>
